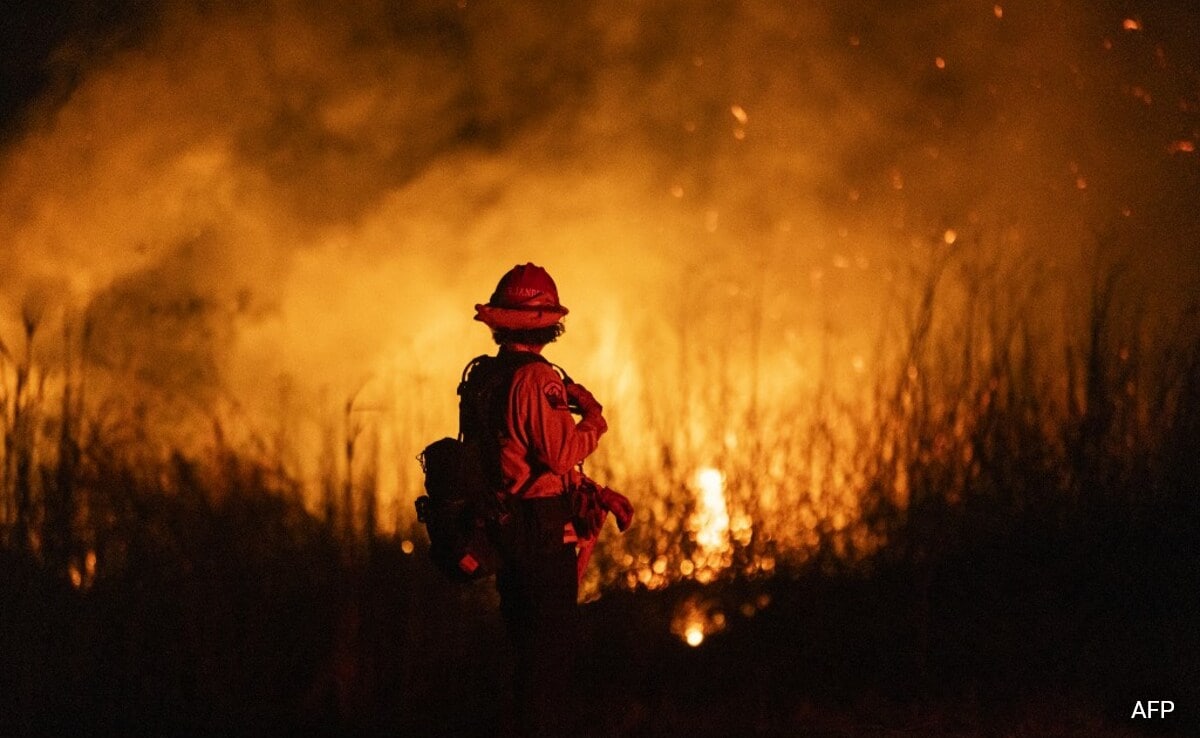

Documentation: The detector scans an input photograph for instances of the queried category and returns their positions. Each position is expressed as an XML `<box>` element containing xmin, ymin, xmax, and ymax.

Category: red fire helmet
<box><xmin>474</xmin><ymin>263</ymin><xmax>570</xmax><ymax>330</ymax></box>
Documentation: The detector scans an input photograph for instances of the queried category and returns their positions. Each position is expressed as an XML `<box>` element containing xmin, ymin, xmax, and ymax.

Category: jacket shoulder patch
<box><xmin>543</xmin><ymin>381</ymin><xmax>569</xmax><ymax>410</ymax></box>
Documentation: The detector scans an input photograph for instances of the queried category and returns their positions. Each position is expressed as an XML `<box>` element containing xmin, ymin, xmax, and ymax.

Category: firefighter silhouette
<box><xmin>467</xmin><ymin>263</ymin><xmax>633</xmax><ymax>735</ymax></box>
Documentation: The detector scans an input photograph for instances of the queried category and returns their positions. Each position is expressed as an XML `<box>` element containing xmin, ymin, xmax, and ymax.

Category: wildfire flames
<box><xmin>671</xmin><ymin>595</ymin><xmax>727</xmax><ymax>648</ymax></box>
<box><xmin>1</xmin><ymin>0</ymin><xmax>1198</xmax><ymax>641</ymax></box>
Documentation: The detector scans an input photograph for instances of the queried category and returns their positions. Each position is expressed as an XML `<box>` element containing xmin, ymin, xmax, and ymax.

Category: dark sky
<box><xmin>4</xmin><ymin>1</ymin><xmax>1198</xmax><ymax>138</ymax></box>
<box><xmin>1</xmin><ymin>0</ymin><xmax>152</xmax><ymax>140</ymax></box>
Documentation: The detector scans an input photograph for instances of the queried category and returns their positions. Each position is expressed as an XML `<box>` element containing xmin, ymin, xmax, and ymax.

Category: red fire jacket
<box><xmin>497</xmin><ymin>357</ymin><xmax>607</xmax><ymax>499</ymax></box>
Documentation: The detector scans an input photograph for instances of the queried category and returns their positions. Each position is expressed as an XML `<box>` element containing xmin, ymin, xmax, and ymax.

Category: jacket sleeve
<box><xmin>509</xmin><ymin>363</ymin><xmax>606</xmax><ymax>476</ymax></box>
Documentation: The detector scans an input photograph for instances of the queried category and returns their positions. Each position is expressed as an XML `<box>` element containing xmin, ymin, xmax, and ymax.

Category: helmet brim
<box><xmin>474</xmin><ymin>303</ymin><xmax>568</xmax><ymax>330</ymax></box>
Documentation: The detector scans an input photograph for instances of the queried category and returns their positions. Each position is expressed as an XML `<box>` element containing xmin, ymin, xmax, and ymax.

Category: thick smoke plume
<box><xmin>1</xmin><ymin>0</ymin><xmax>1197</xmax><ymax>534</ymax></box>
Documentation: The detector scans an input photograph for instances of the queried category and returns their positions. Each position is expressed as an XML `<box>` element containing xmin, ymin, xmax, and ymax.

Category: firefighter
<box><xmin>470</xmin><ymin>263</ymin><xmax>633</xmax><ymax>736</ymax></box>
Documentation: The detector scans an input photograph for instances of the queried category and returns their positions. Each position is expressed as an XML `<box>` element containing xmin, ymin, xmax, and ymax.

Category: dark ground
<box><xmin>2</xmin><ymin>489</ymin><xmax>1196</xmax><ymax>737</ymax></box>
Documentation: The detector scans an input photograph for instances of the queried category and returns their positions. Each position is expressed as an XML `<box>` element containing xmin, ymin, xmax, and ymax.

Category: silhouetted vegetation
<box><xmin>2</xmin><ymin>257</ymin><xmax>1198</xmax><ymax>736</ymax></box>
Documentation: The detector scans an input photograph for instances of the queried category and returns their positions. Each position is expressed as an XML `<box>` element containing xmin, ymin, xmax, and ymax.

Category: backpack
<box><xmin>415</xmin><ymin>351</ymin><xmax>548</xmax><ymax>581</ymax></box>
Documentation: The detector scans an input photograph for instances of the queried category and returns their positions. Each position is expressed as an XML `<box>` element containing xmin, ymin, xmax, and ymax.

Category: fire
<box><xmin>0</xmin><ymin>0</ymin><xmax>1197</xmax><ymax>601</ymax></box>
<box><xmin>691</xmin><ymin>467</ymin><xmax>729</xmax><ymax>553</ymax></box>
<box><xmin>671</xmin><ymin>595</ymin><xmax>727</xmax><ymax>647</ymax></box>
<box><xmin>69</xmin><ymin>550</ymin><xmax>98</xmax><ymax>590</ymax></box>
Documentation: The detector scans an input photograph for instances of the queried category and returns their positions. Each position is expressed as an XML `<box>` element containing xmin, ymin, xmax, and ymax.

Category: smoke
<box><xmin>1</xmin><ymin>0</ymin><xmax>1197</xmax><ymax>502</ymax></box>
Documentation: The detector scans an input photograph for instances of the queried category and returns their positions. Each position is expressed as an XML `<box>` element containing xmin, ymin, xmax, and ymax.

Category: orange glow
<box><xmin>671</xmin><ymin>595</ymin><xmax>727</xmax><ymax>647</ymax></box>
<box><xmin>1</xmin><ymin>0</ymin><xmax>1196</xmax><ymax>603</ymax></box>
<box><xmin>692</xmin><ymin>468</ymin><xmax>729</xmax><ymax>552</ymax></box>
<box><xmin>68</xmin><ymin>550</ymin><xmax>98</xmax><ymax>590</ymax></box>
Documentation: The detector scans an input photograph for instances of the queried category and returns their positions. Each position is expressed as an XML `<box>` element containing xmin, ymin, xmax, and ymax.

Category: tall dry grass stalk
<box><xmin>0</xmin><ymin>241</ymin><xmax>1196</xmax><ymax>596</ymax></box>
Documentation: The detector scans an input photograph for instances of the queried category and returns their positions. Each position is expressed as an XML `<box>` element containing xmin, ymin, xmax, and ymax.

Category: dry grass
<box><xmin>1</xmin><ymin>246</ymin><xmax>1197</xmax><ymax>734</ymax></box>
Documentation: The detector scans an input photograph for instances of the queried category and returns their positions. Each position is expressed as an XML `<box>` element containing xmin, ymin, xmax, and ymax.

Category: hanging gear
<box><xmin>474</xmin><ymin>263</ymin><xmax>570</xmax><ymax>330</ymax></box>
<box><xmin>415</xmin><ymin>346</ymin><xmax>633</xmax><ymax>583</ymax></box>
<box><xmin>415</xmin><ymin>436</ymin><xmax>497</xmax><ymax>580</ymax></box>
<box><xmin>416</xmin><ymin>351</ymin><xmax>547</xmax><ymax>581</ymax></box>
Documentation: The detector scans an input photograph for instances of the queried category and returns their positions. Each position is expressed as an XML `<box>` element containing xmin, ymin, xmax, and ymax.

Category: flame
<box><xmin>0</xmin><ymin>0</ymin><xmax>1197</xmax><ymax>597</ymax></box>
<box><xmin>70</xmin><ymin>550</ymin><xmax>99</xmax><ymax>590</ymax></box>
<box><xmin>691</xmin><ymin>467</ymin><xmax>729</xmax><ymax>552</ymax></box>
<box><xmin>671</xmin><ymin>595</ymin><xmax>727</xmax><ymax>647</ymax></box>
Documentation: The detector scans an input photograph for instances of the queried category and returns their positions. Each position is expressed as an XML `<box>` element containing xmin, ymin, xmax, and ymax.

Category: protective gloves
<box><xmin>565</xmin><ymin>382</ymin><xmax>602</xmax><ymax>415</ymax></box>
<box><xmin>565</xmin><ymin>382</ymin><xmax>606</xmax><ymax>433</ymax></box>
<box><xmin>596</xmin><ymin>487</ymin><xmax>634</xmax><ymax>532</ymax></box>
